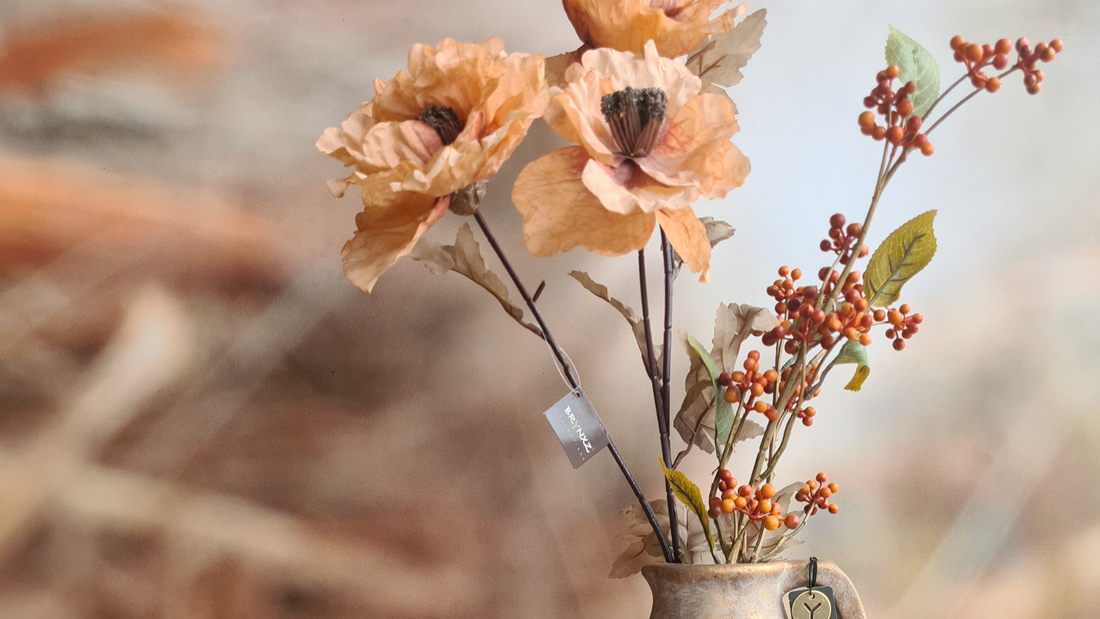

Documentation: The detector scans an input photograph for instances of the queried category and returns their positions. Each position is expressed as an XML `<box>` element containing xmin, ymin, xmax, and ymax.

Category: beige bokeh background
<box><xmin>0</xmin><ymin>0</ymin><xmax>1096</xmax><ymax>617</ymax></box>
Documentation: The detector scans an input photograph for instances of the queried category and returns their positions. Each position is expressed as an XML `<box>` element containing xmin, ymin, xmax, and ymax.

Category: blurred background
<box><xmin>0</xmin><ymin>0</ymin><xmax>1095</xmax><ymax>617</ymax></box>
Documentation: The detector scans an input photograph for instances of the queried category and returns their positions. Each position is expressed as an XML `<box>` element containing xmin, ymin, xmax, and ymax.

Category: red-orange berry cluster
<box><xmin>797</xmin><ymin>406</ymin><xmax>817</xmax><ymax>427</ymax></box>
<box><xmin>859</xmin><ymin>65</ymin><xmax>933</xmax><ymax>156</ymax></box>
<box><xmin>794</xmin><ymin>472</ymin><xmax>840</xmax><ymax>516</ymax></box>
<box><xmin>1014</xmin><ymin>37</ymin><xmax>1063</xmax><ymax>95</ymax></box>
<box><xmin>776</xmin><ymin>362</ymin><xmax>821</xmax><ymax>406</ymax></box>
<box><xmin>950</xmin><ymin>35</ymin><xmax>1062</xmax><ymax>95</ymax></box>
<box><xmin>718</xmin><ymin>351</ymin><xmax>779</xmax><ymax>420</ymax></box>
<box><xmin>883</xmin><ymin>303</ymin><xmax>922</xmax><ymax>351</ymax></box>
<box><xmin>708</xmin><ymin>482</ymin><xmax>797</xmax><ymax>531</ymax></box>
<box><xmin>820</xmin><ymin>213</ymin><xmax>870</xmax><ymax>264</ymax></box>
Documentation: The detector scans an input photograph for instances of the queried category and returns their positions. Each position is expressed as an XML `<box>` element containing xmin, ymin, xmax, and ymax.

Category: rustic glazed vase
<box><xmin>641</xmin><ymin>560</ymin><xmax>866</xmax><ymax>619</ymax></box>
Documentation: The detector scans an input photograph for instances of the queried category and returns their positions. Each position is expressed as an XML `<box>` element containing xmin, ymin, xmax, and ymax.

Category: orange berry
<box><xmin>859</xmin><ymin>333</ymin><xmax>872</xmax><ymax>346</ymax></box>
<box><xmin>804</xmin><ymin>406</ymin><xmax>816</xmax><ymax>418</ymax></box>
<box><xmin>1027</xmin><ymin>83</ymin><xmax>1041</xmax><ymax>95</ymax></box>
<box><xmin>970</xmin><ymin>75</ymin><xmax>986</xmax><ymax>89</ymax></box>
<box><xmin>816</xmin><ymin>472</ymin><xmax>828</xmax><ymax>483</ymax></box>
<box><xmin>791</xmin><ymin>268</ymin><xmax>803</xmax><ymax>280</ymax></box>
<box><xmin>721</xmin><ymin>499</ymin><xmax>736</xmax><ymax>514</ymax></box>
<box><xmin>872</xmin><ymin>126</ymin><xmax>886</xmax><ymax>141</ymax></box>
<box><xmin>1050</xmin><ymin>39</ymin><xmax>1064</xmax><ymax>52</ymax></box>
<box><xmin>764</xmin><ymin>369</ymin><xmax>778</xmax><ymax>383</ymax></box>
<box><xmin>734</xmin><ymin>496</ymin><xmax>748</xmax><ymax>509</ymax></box>
<box><xmin>885</xmin><ymin>64</ymin><xmax>900</xmax><ymax>79</ymax></box>
<box><xmin>785</xmin><ymin>514</ymin><xmax>801</xmax><ymax>529</ymax></box>
<box><xmin>738</xmin><ymin>485</ymin><xmax>753</xmax><ymax>498</ymax></box>
<box><xmin>722</xmin><ymin>488</ymin><xmax>737</xmax><ymax>501</ymax></box>
<box><xmin>888</xmin><ymin>310</ymin><xmax>904</xmax><ymax>325</ymax></box>
<box><xmin>763</xmin><ymin>515</ymin><xmax>781</xmax><ymax>531</ymax></box>
<box><xmin>750</xmin><ymin>383</ymin><xmax>764</xmax><ymax>398</ymax></box>
<box><xmin>753</xmin><ymin>400</ymin><xmax>769</xmax><ymax>413</ymax></box>
<box><xmin>757</xmin><ymin>499</ymin><xmax>772</xmax><ymax>515</ymax></box>
<box><xmin>896</xmin><ymin>99</ymin><xmax>913</xmax><ymax>117</ymax></box>
<box><xmin>828</xmin><ymin>482</ymin><xmax>839</xmax><ymax>493</ymax></box>
<box><xmin>920</xmin><ymin>142</ymin><xmax>935</xmax><ymax>156</ymax></box>
<box><xmin>820</xmin><ymin>487</ymin><xmax>832</xmax><ymax>499</ymax></box>
<box><xmin>893</xmin><ymin>338</ymin><xmax>906</xmax><ymax>351</ymax></box>
<box><xmin>807</xmin><ymin>480</ymin><xmax>818</xmax><ymax>490</ymax></box>
<box><xmin>984</xmin><ymin>77</ymin><xmax>1001</xmax><ymax>93</ymax></box>
<box><xmin>843</xmin><ymin>327</ymin><xmax>859</xmax><ymax>340</ymax></box>
<box><xmin>899</xmin><ymin>303</ymin><xmax>911</xmax><ymax>314</ymax></box>
<box><xmin>886</xmin><ymin>125</ymin><xmax>904</xmax><ymax>144</ymax></box>
<box><xmin>873</xmin><ymin>309</ymin><xmax>886</xmax><ymax>321</ymax></box>
<box><xmin>965</xmin><ymin>42</ymin><xmax>984</xmax><ymax>62</ymax></box>
<box><xmin>731</xmin><ymin>371</ymin><xmax>745</xmax><ymax>383</ymax></box>
<box><xmin>719</xmin><ymin>469</ymin><xmax>734</xmax><ymax>482</ymax></box>
<box><xmin>724</xmin><ymin>387</ymin><xmax>740</xmax><ymax>403</ymax></box>
<box><xmin>994</xmin><ymin>38</ymin><xmax>1012</xmax><ymax>54</ymax></box>
<box><xmin>950</xmin><ymin>35</ymin><xmax>965</xmax><ymax>51</ymax></box>
<box><xmin>828</xmin><ymin>504</ymin><xmax>840</xmax><ymax>514</ymax></box>
<box><xmin>760</xmin><ymin>483</ymin><xmax>777</xmax><ymax>499</ymax></box>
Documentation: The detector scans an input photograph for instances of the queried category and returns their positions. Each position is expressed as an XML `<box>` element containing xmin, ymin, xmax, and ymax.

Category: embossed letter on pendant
<box><xmin>784</xmin><ymin>586</ymin><xmax>837</xmax><ymax>619</ymax></box>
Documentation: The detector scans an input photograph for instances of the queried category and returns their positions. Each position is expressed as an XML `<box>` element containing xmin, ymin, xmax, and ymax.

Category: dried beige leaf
<box><xmin>687</xmin><ymin>9</ymin><xmax>767</xmax><ymax>90</ymax></box>
<box><xmin>674</xmin><ymin>216</ymin><xmax>735</xmax><ymax>276</ymax></box>
<box><xmin>568</xmin><ymin>270</ymin><xmax>661</xmax><ymax>377</ymax></box>
<box><xmin>412</xmin><ymin>223</ymin><xmax>541</xmax><ymax>336</ymax></box>
<box><xmin>610</xmin><ymin>499</ymin><xmax>714</xmax><ymax>578</ymax></box>
<box><xmin>673</xmin><ymin>303</ymin><xmax>777</xmax><ymax>454</ymax></box>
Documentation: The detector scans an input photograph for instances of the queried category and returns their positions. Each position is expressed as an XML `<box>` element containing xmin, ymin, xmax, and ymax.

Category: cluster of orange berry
<box><xmin>820</xmin><ymin>213</ymin><xmax>870</xmax><ymax>264</ymax></box>
<box><xmin>858</xmin><ymin>65</ymin><xmax>934</xmax><ymax>156</ymax></box>
<box><xmin>884</xmin><ymin>304</ymin><xmax>922</xmax><ymax>351</ymax></box>
<box><xmin>796</xmin><ymin>405</ymin><xmax>817</xmax><ymax>427</ymax></box>
<box><xmin>718</xmin><ymin>351</ymin><xmax>780</xmax><ymax>421</ymax></box>
<box><xmin>950</xmin><ymin>35</ymin><xmax>1062</xmax><ymax>95</ymax></box>
<box><xmin>794</xmin><ymin>472</ymin><xmax>840</xmax><ymax>516</ymax></box>
<box><xmin>708</xmin><ymin>472</ymin><xmax>801</xmax><ymax>531</ymax></box>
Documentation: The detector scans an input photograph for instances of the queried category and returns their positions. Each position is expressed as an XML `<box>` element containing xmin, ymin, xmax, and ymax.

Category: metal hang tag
<box><xmin>542</xmin><ymin>390</ymin><xmax>610</xmax><ymax>469</ymax></box>
<box><xmin>784</xmin><ymin>557</ymin><xmax>838</xmax><ymax>619</ymax></box>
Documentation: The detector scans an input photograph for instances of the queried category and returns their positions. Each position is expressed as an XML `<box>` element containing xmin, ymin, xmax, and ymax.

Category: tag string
<box><xmin>808</xmin><ymin>556</ymin><xmax>818</xmax><ymax>595</ymax></box>
<box><xmin>540</xmin><ymin>329</ymin><xmax>582</xmax><ymax>393</ymax></box>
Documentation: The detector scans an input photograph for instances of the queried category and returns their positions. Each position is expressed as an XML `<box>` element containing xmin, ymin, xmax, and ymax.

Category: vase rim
<box><xmin>641</xmin><ymin>559</ymin><xmax>841</xmax><ymax>580</ymax></box>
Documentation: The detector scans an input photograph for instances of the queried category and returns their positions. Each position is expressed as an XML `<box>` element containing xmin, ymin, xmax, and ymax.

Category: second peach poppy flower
<box><xmin>511</xmin><ymin>41</ymin><xmax>750</xmax><ymax>282</ymax></box>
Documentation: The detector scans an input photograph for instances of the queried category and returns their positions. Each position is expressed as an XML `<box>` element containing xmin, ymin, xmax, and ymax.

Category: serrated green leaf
<box><xmin>686</xmin><ymin>334</ymin><xmax>734</xmax><ymax>448</ymax></box>
<box><xmin>833</xmin><ymin>340</ymin><xmax>869</xmax><ymax>366</ymax></box>
<box><xmin>845</xmin><ymin>365</ymin><xmax>871</xmax><ymax>391</ymax></box>
<box><xmin>864</xmin><ymin>210</ymin><xmax>938</xmax><ymax>307</ymax></box>
<box><xmin>886</xmin><ymin>26</ymin><xmax>940</xmax><ymax>118</ymax></box>
<box><xmin>659</xmin><ymin>458</ymin><xmax>714</xmax><ymax>554</ymax></box>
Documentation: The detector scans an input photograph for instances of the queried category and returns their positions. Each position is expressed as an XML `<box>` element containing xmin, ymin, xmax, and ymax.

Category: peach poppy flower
<box><xmin>511</xmin><ymin>41</ymin><xmax>749</xmax><ymax>282</ymax></box>
<box><xmin>317</xmin><ymin>38</ymin><xmax>548</xmax><ymax>292</ymax></box>
<box><xmin>562</xmin><ymin>0</ymin><xmax>743</xmax><ymax>58</ymax></box>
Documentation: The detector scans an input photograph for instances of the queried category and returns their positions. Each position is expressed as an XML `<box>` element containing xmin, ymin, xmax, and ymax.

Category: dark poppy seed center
<box><xmin>418</xmin><ymin>105</ymin><xmax>463</xmax><ymax>146</ymax></box>
<box><xmin>600</xmin><ymin>87</ymin><xmax>667</xmax><ymax>158</ymax></box>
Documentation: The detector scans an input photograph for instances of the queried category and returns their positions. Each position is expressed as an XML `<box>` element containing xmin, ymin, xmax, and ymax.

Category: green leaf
<box><xmin>659</xmin><ymin>458</ymin><xmax>714</xmax><ymax>554</ymax></box>
<box><xmin>834</xmin><ymin>340</ymin><xmax>870</xmax><ymax>392</ymax></box>
<box><xmin>686</xmin><ymin>334</ymin><xmax>734</xmax><ymax>449</ymax></box>
<box><xmin>863</xmin><ymin>210</ymin><xmax>938</xmax><ymax>307</ymax></box>
<box><xmin>845</xmin><ymin>365</ymin><xmax>871</xmax><ymax>391</ymax></box>
<box><xmin>886</xmin><ymin>26</ymin><xmax>941</xmax><ymax>118</ymax></box>
<box><xmin>833</xmin><ymin>340</ymin><xmax>869</xmax><ymax>366</ymax></box>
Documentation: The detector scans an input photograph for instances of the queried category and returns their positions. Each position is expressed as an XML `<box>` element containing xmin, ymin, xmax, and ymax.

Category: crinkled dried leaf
<box><xmin>411</xmin><ymin>223</ymin><xmax>540</xmax><ymax>336</ymax></box>
<box><xmin>864</xmin><ymin>209</ymin><xmax>937</xmax><ymax>307</ymax></box>
<box><xmin>659</xmin><ymin>458</ymin><xmax>714</xmax><ymax>554</ymax></box>
<box><xmin>408</xmin><ymin>237</ymin><xmax>455</xmax><ymax>275</ymax></box>
<box><xmin>687</xmin><ymin>9</ymin><xmax>767</xmax><ymax>91</ymax></box>
<box><xmin>673</xmin><ymin>216</ymin><xmax>735</xmax><ymax>277</ymax></box>
<box><xmin>673</xmin><ymin>304</ymin><xmax>774</xmax><ymax>457</ymax></box>
<box><xmin>568</xmin><ymin>270</ymin><xmax>662</xmax><ymax>378</ymax></box>
<box><xmin>611</xmin><ymin>499</ymin><xmax>714</xmax><ymax>578</ymax></box>
<box><xmin>886</xmin><ymin>26</ymin><xmax>940</xmax><ymax>118</ymax></box>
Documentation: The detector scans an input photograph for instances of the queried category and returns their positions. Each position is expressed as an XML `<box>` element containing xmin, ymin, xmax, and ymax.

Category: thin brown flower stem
<box><xmin>660</xmin><ymin>230</ymin><xmax>681</xmax><ymax>561</ymax></box>
<box><xmin>638</xmin><ymin>249</ymin><xmax>683</xmax><ymax>562</ymax></box>
<box><xmin>919</xmin><ymin>74</ymin><xmax>969</xmax><ymax>122</ymax></box>
<box><xmin>472</xmin><ymin>209</ymin><xmax>673</xmax><ymax>563</ymax></box>
<box><xmin>925</xmin><ymin>67</ymin><xmax>1019</xmax><ymax>137</ymax></box>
